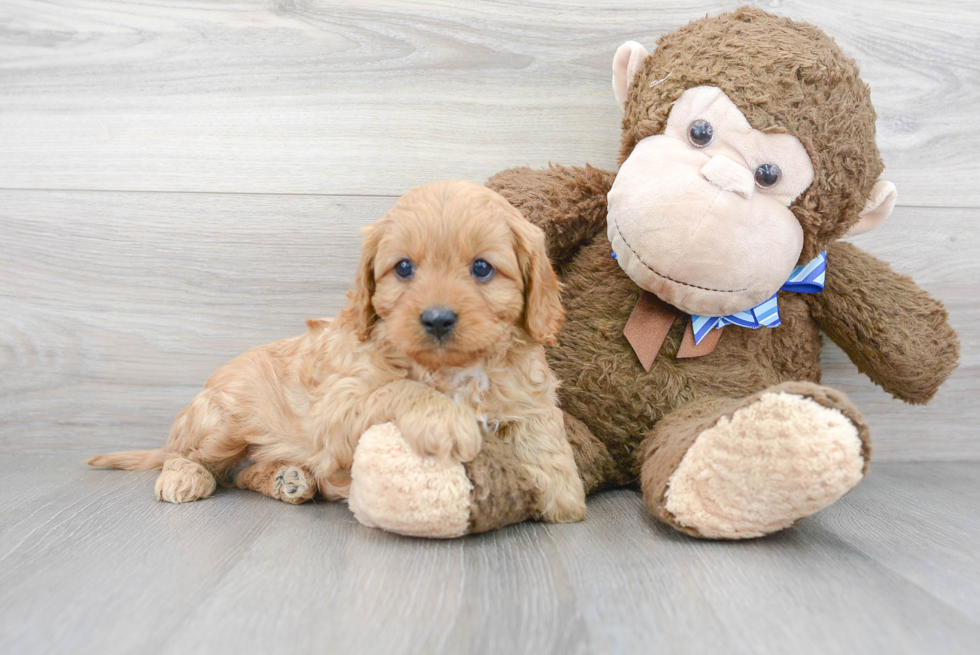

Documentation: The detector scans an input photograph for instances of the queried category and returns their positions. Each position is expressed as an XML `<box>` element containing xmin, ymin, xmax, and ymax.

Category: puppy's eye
<box><xmin>471</xmin><ymin>259</ymin><xmax>494</xmax><ymax>281</ymax></box>
<box><xmin>394</xmin><ymin>259</ymin><xmax>414</xmax><ymax>280</ymax></box>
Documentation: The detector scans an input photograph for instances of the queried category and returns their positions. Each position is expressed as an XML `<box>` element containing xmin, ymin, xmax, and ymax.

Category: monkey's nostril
<box><xmin>420</xmin><ymin>308</ymin><xmax>458</xmax><ymax>339</ymax></box>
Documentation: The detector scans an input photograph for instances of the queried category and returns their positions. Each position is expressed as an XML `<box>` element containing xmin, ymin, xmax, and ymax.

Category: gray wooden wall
<box><xmin>1</xmin><ymin>0</ymin><xmax>977</xmax><ymax>460</ymax></box>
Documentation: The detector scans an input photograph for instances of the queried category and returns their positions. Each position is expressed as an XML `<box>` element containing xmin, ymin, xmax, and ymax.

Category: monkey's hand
<box><xmin>487</xmin><ymin>164</ymin><xmax>616</xmax><ymax>270</ymax></box>
<box><xmin>805</xmin><ymin>240</ymin><xmax>959</xmax><ymax>404</ymax></box>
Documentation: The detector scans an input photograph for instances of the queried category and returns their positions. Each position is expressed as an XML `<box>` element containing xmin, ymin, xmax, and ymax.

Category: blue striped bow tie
<box><xmin>689</xmin><ymin>251</ymin><xmax>826</xmax><ymax>345</ymax></box>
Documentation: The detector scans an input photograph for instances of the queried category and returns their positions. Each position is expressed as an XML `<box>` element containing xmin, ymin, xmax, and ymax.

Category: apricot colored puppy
<box><xmin>87</xmin><ymin>180</ymin><xmax>586</xmax><ymax>533</ymax></box>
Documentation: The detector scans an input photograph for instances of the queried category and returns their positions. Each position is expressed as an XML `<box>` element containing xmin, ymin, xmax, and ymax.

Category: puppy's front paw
<box><xmin>528</xmin><ymin>461</ymin><xmax>587</xmax><ymax>524</ymax></box>
<box><xmin>538</xmin><ymin>484</ymin><xmax>587</xmax><ymax>524</ymax></box>
<box><xmin>396</xmin><ymin>400</ymin><xmax>482</xmax><ymax>462</ymax></box>
<box><xmin>349</xmin><ymin>423</ymin><xmax>472</xmax><ymax>538</ymax></box>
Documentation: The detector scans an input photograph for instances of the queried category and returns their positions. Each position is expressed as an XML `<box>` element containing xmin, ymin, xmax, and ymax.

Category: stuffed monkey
<box><xmin>349</xmin><ymin>7</ymin><xmax>959</xmax><ymax>539</ymax></box>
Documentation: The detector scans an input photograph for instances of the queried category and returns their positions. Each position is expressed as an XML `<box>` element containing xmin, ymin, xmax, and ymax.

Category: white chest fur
<box><xmin>445</xmin><ymin>364</ymin><xmax>490</xmax><ymax>405</ymax></box>
<box><xmin>413</xmin><ymin>364</ymin><xmax>498</xmax><ymax>433</ymax></box>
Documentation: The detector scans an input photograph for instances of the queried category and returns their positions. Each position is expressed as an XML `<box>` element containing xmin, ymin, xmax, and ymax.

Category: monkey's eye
<box><xmin>471</xmin><ymin>259</ymin><xmax>494</xmax><ymax>281</ymax></box>
<box><xmin>394</xmin><ymin>259</ymin><xmax>415</xmax><ymax>279</ymax></box>
<box><xmin>688</xmin><ymin>119</ymin><xmax>714</xmax><ymax>148</ymax></box>
<box><xmin>754</xmin><ymin>164</ymin><xmax>781</xmax><ymax>188</ymax></box>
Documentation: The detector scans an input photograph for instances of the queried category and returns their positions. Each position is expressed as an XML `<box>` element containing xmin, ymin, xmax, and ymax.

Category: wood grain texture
<box><xmin>0</xmin><ymin>0</ymin><xmax>979</xmax><ymax>205</ymax></box>
<box><xmin>0</xmin><ymin>191</ymin><xmax>393</xmax><ymax>454</ymax></box>
<box><xmin>811</xmin><ymin>462</ymin><xmax>980</xmax><ymax>622</ymax></box>
<box><xmin>1</xmin><ymin>456</ymin><xmax>978</xmax><ymax>655</ymax></box>
<box><xmin>1</xmin><ymin>192</ymin><xmax>976</xmax><ymax>458</ymax></box>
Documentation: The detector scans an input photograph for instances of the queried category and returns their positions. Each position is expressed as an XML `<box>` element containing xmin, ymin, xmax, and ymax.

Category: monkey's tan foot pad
<box><xmin>273</xmin><ymin>465</ymin><xmax>316</xmax><ymax>504</ymax></box>
<box><xmin>662</xmin><ymin>392</ymin><xmax>864</xmax><ymax>539</ymax></box>
<box><xmin>348</xmin><ymin>422</ymin><xmax>473</xmax><ymax>538</ymax></box>
<box><xmin>155</xmin><ymin>457</ymin><xmax>217</xmax><ymax>504</ymax></box>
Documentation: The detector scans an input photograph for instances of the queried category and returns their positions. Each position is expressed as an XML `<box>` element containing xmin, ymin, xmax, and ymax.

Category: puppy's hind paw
<box><xmin>273</xmin><ymin>465</ymin><xmax>316</xmax><ymax>504</ymax></box>
<box><xmin>349</xmin><ymin>423</ymin><xmax>473</xmax><ymax>538</ymax></box>
<box><xmin>155</xmin><ymin>457</ymin><xmax>217</xmax><ymax>503</ymax></box>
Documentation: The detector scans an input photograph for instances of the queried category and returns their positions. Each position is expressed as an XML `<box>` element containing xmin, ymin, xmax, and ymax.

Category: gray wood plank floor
<box><xmin>1</xmin><ymin>456</ymin><xmax>978</xmax><ymax>655</ymax></box>
<box><xmin>2</xmin><ymin>1</ymin><xmax>979</xmax><ymax>653</ymax></box>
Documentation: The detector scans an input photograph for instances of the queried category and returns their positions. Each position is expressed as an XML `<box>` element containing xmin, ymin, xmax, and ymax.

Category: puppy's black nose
<box><xmin>420</xmin><ymin>308</ymin><xmax>457</xmax><ymax>339</ymax></box>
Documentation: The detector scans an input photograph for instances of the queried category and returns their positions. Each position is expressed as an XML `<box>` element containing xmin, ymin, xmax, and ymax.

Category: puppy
<box><xmin>86</xmin><ymin>180</ymin><xmax>587</xmax><ymax>525</ymax></box>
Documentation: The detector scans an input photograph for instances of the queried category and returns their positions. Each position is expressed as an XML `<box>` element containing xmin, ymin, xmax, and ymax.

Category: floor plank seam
<box><xmin>0</xmin><ymin>188</ymin><xmax>978</xmax><ymax>212</ymax></box>
<box><xmin>0</xmin><ymin>187</ymin><xmax>403</xmax><ymax>199</ymax></box>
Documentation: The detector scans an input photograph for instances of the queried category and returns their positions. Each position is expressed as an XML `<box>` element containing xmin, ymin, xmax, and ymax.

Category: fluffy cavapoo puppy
<box><xmin>87</xmin><ymin>180</ymin><xmax>586</xmax><ymax>534</ymax></box>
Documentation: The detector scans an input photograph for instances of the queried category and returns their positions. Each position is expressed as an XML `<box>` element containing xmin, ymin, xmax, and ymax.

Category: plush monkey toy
<box><xmin>349</xmin><ymin>7</ymin><xmax>960</xmax><ymax>539</ymax></box>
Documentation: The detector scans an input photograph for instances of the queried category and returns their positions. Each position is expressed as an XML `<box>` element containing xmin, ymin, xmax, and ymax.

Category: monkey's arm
<box><xmin>487</xmin><ymin>165</ymin><xmax>616</xmax><ymax>269</ymax></box>
<box><xmin>804</xmin><ymin>240</ymin><xmax>959</xmax><ymax>405</ymax></box>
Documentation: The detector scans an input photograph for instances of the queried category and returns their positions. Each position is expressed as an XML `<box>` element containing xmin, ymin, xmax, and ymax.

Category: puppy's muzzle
<box><xmin>420</xmin><ymin>307</ymin><xmax>457</xmax><ymax>341</ymax></box>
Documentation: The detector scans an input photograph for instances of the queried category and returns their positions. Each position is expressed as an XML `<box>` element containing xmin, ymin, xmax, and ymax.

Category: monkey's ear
<box><xmin>612</xmin><ymin>41</ymin><xmax>650</xmax><ymax>109</ymax></box>
<box><xmin>847</xmin><ymin>180</ymin><xmax>898</xmax><ymax>236</ymax></box>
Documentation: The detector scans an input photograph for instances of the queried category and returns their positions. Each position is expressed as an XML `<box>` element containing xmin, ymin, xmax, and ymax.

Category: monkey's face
<box><xmin>607</xmin><ymin>86</ymin><xmax>815</xmax><ymax>316</ymax></box>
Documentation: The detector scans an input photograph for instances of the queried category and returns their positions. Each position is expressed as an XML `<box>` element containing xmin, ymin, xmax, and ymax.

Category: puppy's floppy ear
<box><xmin>347</xmin><ymin>221</ymin><xmax>384</xmax><ymax>341</ymax></box>
<box><xmin>502</xmin><ymin>202</ymin><xmax>565</xmax><ymax>346</ymax></box>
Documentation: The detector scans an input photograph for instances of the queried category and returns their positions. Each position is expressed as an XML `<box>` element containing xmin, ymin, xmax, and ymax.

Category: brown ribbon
<box><xmin>677</xmin><ymin>320</ymin><xmax>724</xmax><ymax>358</ymax></box>
<box><xmin>623</xmin><ymin>291</ymin><xmax>723</xmax><ymax>370</ymax></box>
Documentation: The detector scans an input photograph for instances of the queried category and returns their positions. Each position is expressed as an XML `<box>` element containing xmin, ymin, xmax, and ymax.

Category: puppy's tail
<box><xmin>84</xmin><ymin>448</ymin><xmax>166</xmax><ymax>471</ymax></box>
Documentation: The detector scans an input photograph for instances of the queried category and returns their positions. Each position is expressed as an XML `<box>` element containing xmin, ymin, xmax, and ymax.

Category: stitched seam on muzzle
<box><xmin>611</xmin><ymin>217</ymin><xmax>746</xmax><ymax>294</ymax></box>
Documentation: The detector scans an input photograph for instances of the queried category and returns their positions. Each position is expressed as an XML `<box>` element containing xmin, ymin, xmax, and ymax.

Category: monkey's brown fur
<box><xmin>472</xmin><ymin>7</ymin><xmax>959</xmax><ymax>537</ymax></box>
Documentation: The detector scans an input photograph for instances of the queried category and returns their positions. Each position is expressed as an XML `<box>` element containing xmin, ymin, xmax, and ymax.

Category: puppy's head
<box><xmin>347</xmin><ymin>179</ymin><xmax>564</xmax><ymax>369</ymax></box>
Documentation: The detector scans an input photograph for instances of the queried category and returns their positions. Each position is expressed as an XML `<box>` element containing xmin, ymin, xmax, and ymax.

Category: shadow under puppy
<box><xmin>87</xmin><ymin>179</ymin><xmax>586</xmax><ymax>537</ymax></box>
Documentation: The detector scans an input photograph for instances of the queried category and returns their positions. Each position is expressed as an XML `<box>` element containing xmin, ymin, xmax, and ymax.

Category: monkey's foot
<box><xmin>348</xmin><ymin>423</ymin><xmax>472</xmax><ymax>538</ymax></box>
<box><xmin>645</xmin><ymin>383</ymin><xmax>868</xmax><ymax>539</ymax></box>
